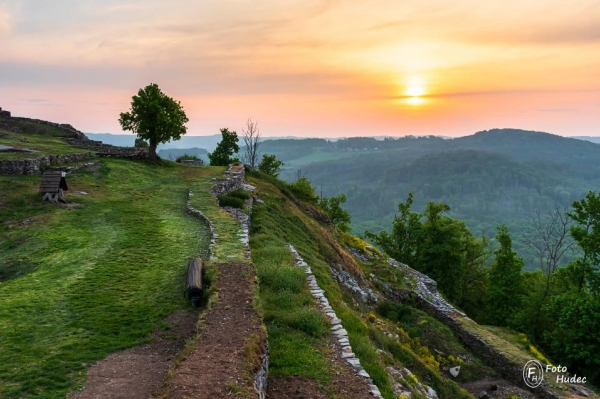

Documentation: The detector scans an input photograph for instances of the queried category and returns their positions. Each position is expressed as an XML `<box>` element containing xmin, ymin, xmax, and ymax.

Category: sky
<box><xmin>0</xmin><ymin>0</ymin><xmax>599</xmax><ymax>138</ymax></box>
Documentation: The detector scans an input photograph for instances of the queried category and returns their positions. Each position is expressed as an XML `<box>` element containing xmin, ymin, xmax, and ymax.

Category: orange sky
<box><xmin>0</xmin><ymin>1</ymin><xmax>599</xmax><ymax>137</ymax></box>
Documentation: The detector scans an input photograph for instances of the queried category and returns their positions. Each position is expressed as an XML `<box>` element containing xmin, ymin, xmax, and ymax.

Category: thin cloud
<box><xmin>537</xmin><ymin>108</ymin><xmax>577</xmax><ymax>113</ymax></box>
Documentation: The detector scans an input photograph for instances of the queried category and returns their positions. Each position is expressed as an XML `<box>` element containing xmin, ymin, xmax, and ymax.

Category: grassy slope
<box><xmin>0</xmin><ymin>159</ymin><xmax>222</xmax><ymax>399</ymax></box>
<box><xmin>0</xmin><ymin>124</ymin><xmax>87</xmax><ymax>160</ymax></box>
<box><xmin>248</xmin><ymin>173</ymin><xmax>475</xmax><ymax>399</ymax></box>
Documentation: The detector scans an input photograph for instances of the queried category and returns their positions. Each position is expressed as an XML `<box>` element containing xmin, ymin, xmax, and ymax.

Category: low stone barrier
<box><xmin>0</xmin><ymin>152</ymin><xmax>94</xmax><ymax>175</ymax></box>
<box><xmin>287</xmin><ymin>243</ymin><xmax>385</xmax><ymax>398</ymax></box>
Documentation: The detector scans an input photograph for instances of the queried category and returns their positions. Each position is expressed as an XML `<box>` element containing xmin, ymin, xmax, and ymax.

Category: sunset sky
<box><xmin>0</xmin><ymin>0</ymin><xmax>599</xmax><ymax>138</ymax></box>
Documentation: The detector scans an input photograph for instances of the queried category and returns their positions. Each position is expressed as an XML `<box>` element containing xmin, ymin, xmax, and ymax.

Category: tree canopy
<box><xmin>208</xmin><ymin>128</ymin><xmax>240</xmax><ymax>166</ymax></box>
<box><xmin>258</xmin><ymin>154</ymin><xmax>284</xmax><ymax>177</ymax></box>
<box><xmin>119</xmin><ymin>83</ymin><xmax>188</xmax><ymax>160</ymax></box>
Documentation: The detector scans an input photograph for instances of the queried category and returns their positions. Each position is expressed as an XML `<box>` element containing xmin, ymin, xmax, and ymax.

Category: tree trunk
<box><xmin>148</xmin><ymin>139</ymin><xmax>158</xmax><ymax>161</ymax></box>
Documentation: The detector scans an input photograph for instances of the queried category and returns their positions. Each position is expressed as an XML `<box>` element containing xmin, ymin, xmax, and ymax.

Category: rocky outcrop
<box><xmin>329</xmin><ymin>262</ymin><xmax>378</xmax><ymax>304</ymax></box>
<box><xmin>385</xmin><ymin>258</ymin><xmax>596</xmax><ymax>399</ymax></box>
<box><xmin>0</xmin><ymin>152</ymin><xmax>94</xmax><ymax>175</ymax></box>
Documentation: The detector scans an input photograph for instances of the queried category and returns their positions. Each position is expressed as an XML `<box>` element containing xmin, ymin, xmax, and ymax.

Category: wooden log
<box><xmin>186</xmin><ymin>258</ymin><xmax>204</xmax><ymax>305</ymax></box>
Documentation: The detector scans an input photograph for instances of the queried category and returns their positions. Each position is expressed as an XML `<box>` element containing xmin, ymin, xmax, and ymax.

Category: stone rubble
<box><xmin>287</xmin><ymin>243</ymin><xmax>384</xmax><ymax>399</ymax></box>
<box><xmin>329</xmin><ymin>263</ymin><xmax>378</xmax><ymax>304</ymax></box>
<box><xmin>388</xmin><ymin>258</ymin><xmax>466</xmax><ymax>317</ymax></box>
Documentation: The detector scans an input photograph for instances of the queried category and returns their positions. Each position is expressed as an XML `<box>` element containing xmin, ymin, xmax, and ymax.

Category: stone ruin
<box><xmin>0</xmin><ymin>107</ymin><xmax>11</xmax><ymax>118</ymax></box>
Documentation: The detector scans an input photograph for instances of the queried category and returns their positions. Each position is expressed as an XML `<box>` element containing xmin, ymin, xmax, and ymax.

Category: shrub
<box><xmin>218</xmin><ymin>195</ymin><xmax>244</xmax><ymax>209</ymax></box>
<box><xmin>258</xmin><ymin>154</ymin><xmax>284</xmax><ymax>177</ymax></box>
<box><xmin>287</xmin><ymin>176</ymin><xmax>318</xmax><ymax>203</ymax></box>
<box><xmin>227</xmin><ymin>189</ymin><xmax>251</xmax><ymax>200</ymax></box>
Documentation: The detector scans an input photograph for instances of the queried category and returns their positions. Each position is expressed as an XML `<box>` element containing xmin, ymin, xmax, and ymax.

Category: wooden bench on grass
<box><xmin>40</xmin><ymin>171</ymin><xmax>68</xmax><ymax>203</ymax></box>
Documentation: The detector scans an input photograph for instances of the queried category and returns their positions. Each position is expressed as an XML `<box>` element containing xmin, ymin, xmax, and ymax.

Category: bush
<box><xmin>227</xmin><ymin>189</ymin><xmax>251</xmax><ymax>200</ymax></box>
<box><xmin>258</xmin><ymin>154</ymin><xmax>284</xmax><ymax>177</ymax></box>
<box><xmin>218</xmin><ymin>195</ymin><xmax>244</xmax><ymax>209</ymax></box>
<box><xmin>287</xmin><ymin>176</ymin><xmax>318</xmax><ymax>203</ymax></box>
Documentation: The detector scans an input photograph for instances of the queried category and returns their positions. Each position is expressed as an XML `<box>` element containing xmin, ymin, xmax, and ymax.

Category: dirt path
<box><xmin>70</xmin><ymin>310</ymin><xmax>199</xmax><ymax>399</ymax></box>
<box><xmin>167</xmin><ymin>262</ymin><xmax>262</xmax><ymax>399</ymax></box>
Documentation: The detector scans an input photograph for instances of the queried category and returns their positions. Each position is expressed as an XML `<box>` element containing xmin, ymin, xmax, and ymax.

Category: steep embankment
<box><xmin>246</xmin><ymin>171</ymin><xmax>598</xmax><ymax>399</ymax></box>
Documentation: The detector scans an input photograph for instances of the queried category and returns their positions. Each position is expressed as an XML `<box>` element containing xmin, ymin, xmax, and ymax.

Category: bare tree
<box><xmin>241</xmin><ymin>118</ymin><xmax>262</xmax><ymax>169</ymax></box>
<box><xmin>522</xmin><ymin>205</ymin><xmax>575</xmax><ymax>277</ymax></box>
<box><xmin>522</xmin><ymin>205</ymin><xmax>576</xmax><ymax>334</ymax></box>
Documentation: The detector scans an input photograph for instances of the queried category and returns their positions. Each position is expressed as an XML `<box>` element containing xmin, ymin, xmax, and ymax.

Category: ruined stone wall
<box><xmin>62</xmin><ymin>138</ymin><xmax>139</xmax><ymax>157</ymax></box>
<box><xmin>385</xmin><ymin>259</ymin><xmax>563</xmax><ymax>399</ymax></box>
<box><xmin>0</xmin><ymin>152</ymin><xmax>94</xmax><ymax>175</ymax></box>
<box><xmin>0</xmin><ymin>107</ymin><xmax>10</xmax><ymax>118</ymax></box>
<box><xmin>210</xmin><ymin>164</ymin><xmax>245</xmax><ymax>197</ymax></box>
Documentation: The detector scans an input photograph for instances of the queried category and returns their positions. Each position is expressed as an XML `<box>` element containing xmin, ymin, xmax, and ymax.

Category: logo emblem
<box><xmin>523</xmin><ymin>360</ymin><xmax>544</xmax><ymax>388</ymax></box>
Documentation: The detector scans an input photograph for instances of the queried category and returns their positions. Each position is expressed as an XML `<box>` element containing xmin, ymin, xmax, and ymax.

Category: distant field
<box><xmin>0</xmin><ymin>159</ymin><xmax>218</xmax><ymax>398</ymax></box>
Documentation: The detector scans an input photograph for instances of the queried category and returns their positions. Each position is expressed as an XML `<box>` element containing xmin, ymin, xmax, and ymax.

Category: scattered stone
<box><xmin>449</xmin><ymin>365</ymin><xmax>460</xmax><ymax>378</ymax></box>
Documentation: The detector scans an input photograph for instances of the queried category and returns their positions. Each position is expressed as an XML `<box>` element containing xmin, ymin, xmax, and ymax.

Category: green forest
<box><xmin>282</xmin><ymin>154</ymin><xmax>600</xmax><ymax>389</ymax></box>
<box><xmin>254</xmin><ymin>129</ymin><xmax>600</xmax><ymax>388</ymax></box>
<box><xmin>259</xmin><ymin>129</ymin><xmax>600</xmax><ymax>270</ymax></box>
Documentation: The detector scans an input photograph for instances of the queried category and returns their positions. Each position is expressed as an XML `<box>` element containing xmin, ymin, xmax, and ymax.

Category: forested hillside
<box><xmin>262</xmin><ymin>129</ymin><xmax>600</xmax><ymax>269</ymax></box>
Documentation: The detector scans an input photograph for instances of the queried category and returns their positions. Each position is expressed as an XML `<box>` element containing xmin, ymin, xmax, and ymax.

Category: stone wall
<box><xmin>63</xmin><ymin>138</ymin><xmax>140</xmax><ymax>157</ymax></box>
<box><xmin>0</xmin><ymin>152</ymin><xmax>94</xmax><ymax>175</ymax></box>
<box><xmin>177</xmin><ymin>159</ymin><xmax>204</xmax><ymax>166</ymax></box>
<box><xmin>210</xmin><ymin>164</ymin><xmax>245</xmax><ymax>197</ymax></box>
<box><xmin>0</xmin><ymin>107</ymin><xmax>10</xmax><ymax>118</ymax></box>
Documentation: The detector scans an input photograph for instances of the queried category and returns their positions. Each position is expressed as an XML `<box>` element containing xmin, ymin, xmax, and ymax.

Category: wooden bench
<box><xmin>40</xmin><ymin>171</ymin><xmax>68</xmax><ymax>203</ymax></box>
<box><xmin>186</xmin><ymin>258</ymin><xmax>204</xmax><ymax>307</ymax></box>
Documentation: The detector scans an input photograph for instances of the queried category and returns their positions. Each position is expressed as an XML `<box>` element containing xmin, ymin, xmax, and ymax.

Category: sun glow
<box><xmin>402</xmin><ymin>77</ymin><xmax>428</xmax><ymax>106</ymax></box>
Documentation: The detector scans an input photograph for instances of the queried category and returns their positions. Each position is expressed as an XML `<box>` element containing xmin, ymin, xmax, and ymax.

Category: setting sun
<box><xmin>403</xmin><ymin>77</ymin><xmax>428</xmax><ymax>106</ymax></box>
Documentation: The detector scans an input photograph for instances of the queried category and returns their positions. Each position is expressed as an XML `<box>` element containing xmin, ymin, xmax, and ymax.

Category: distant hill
<box><xmin>572</xmin><ymin>136</ymin><xmax>600</xmax><ymax>144</ymax></box>
<box><xmin>86</xmin><ymin>133</ymin><xmax>223</xmax><ymax>152</ymax></box>
<box><xmin>261</xmin><ymin>128</ymin><xmax>600</xmax><ymax>270</ymax></box>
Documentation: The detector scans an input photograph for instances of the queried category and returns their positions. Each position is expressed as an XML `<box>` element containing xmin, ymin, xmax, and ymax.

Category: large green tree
<box><xmin>208</xmin><ymin>128</ymin><xmax>240</xmax><ymax>166</ymax></box>
<box><xmin>486</xmin><ymin>224</ymin><xmax>524</xmax><ymax>326</ymax></box>
<box><xmin>568</xmin><ymin>191</ymin><xmax>600</xmax><ymax>292</ymax></box>
<box><xmin>119</xmin><ymin>83</ymin><xmax>188</xmax><ymax>161</ymax></box>
<box><xmin>366</xmin><ymin>194</ymin><xmax>488</xmax><ymax>312</ymax></box>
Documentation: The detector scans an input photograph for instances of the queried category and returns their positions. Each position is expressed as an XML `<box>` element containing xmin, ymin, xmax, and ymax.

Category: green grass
<box><xmin>187</xmin><ymin>167</ymin><xmax>248</xmax><ymax>262</ymax></box>
<box><xmin>0</xmin><ymin>159</ymin><xmax>224</xmax><ymax>398</ymax></box>
<box><xmin>0</xmin><ymin>128</ymin><xmax>87</xmax><ymax>160</ymax></box>
<box><xmin>249</xmin><ymin>234</ymin><xmax>332</xmax><ymax>382</ymax></box>
<box><xmin>248</xmin><ymin>175</ymin><xmax>397</xmax><ymax>398</ymax></box>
